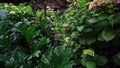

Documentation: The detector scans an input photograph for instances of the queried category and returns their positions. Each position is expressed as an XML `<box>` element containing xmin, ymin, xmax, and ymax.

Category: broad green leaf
<box><xmin>86</xmin><ymin>37</ymin><xmax>96</xmax><ymax>45</ymax></box>
<box><xmin>102</xmin><ymin>29</ymin><xmax>116</xmax><ymax>41</ymax></box>
<box><xmin>98</xmin><ymin>15</ymin><xmax>107</xmax><ymax>20</ymax></box>
<box><xmin>97</xmin><ymin>56</ymin><xmax>108</xmax><ymax>65</ymax></box>
<box><xmin>98</xmin><ymin>34</ymin><xmax>104</xmax><ymax>41</ymax></box>
<box><xmin>81</xmin><ymin>59</ymin><xmax>87</xmax><ymax>66</ymax></box>
<box><xmin>77</xmin><ymin>25</ymin><xmax>84</xmax><ymax>32</ymax></box>
<box><xmin>80</xmin><ymin>37</ymin><xmax>87</xmax><ymax>45</ymax></box>
<box><xmin>107</xmin><ymin>14</ymin><xmax>115</xmax><ymax>20</ymax></box>
<box><xmin>88</xmin><ymin>18</ymin><xmax>99</xmax><ymax>24</ymax></box>
<box><xmin>71</xmin><ymin>31</ymin><xmax>79</xmax><ymax>39</ymax></box>
<box><xmin>39</xmin><ymin>46</ymin><xmax>74</xmax><ymax>68</ymax></box>
<box><xmin>113</xmin><ymin>53</ymin><xmax>120</xmax><ymax>65</ymax></box>
<box><xmin>83</xmin><ymin>28</ymin><xmax>93</xmax><ymax>32</ymax></box>
<box><xmin>80</xmin><ymin>37</ymin><xmax>96</xmax><ymax>45</ymax></box>
<box><xmin>86</xmin><ymin>61</ymin><xmax>96</xmax><ymax>68</ymax></box>
<box><xmin>115</xmin><ymin>53</ymin><xmax>120</xmax><ymax>60</ymax></box>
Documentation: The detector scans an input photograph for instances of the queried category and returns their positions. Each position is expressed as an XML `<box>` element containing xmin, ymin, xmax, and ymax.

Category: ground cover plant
<box><xmin>0</xmin><ymin>0</ymin><xmax>120</xmax><ymax>68</ymax></box>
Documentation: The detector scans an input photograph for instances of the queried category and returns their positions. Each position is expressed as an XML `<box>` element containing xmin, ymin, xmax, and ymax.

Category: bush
<box><xmin>0</xmin><ymin>3</ymin><xmax>74</xmax><ymax>68</ymax></box>
<box><xmin>51</xmin><ymin>0</ymin><xmax>120</xmax><ymax>67</ymax></box>
<box><xmin>1</xmin><ymin>0</ymin><xmax>120</xmax><ymax>68</ymax></box>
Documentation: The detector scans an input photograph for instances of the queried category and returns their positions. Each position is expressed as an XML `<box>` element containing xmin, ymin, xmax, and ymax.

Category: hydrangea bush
<box><xmin>0</xmin><ymin>0</ymin><xmax>120</xmax><ymax>68</ymax></box>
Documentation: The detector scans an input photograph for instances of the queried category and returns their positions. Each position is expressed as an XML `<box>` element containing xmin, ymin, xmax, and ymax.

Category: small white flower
<box><xmin>9</xmin><ymin>11</ymin><xmax>16</xmax><ymax>15</ymax></box>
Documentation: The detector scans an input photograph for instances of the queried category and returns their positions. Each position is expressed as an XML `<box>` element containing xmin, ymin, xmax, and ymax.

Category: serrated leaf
<box><xmin>102</xmin><ymin>29</ymin><xmax>116</xmax><ymax>41</ymax></box>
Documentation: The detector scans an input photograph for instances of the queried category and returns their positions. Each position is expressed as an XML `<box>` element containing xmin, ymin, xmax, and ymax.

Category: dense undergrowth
<box><xmin>0</xmin><ymin>0</ymin><xmax>120</xmax><ymax>68</ymax></box>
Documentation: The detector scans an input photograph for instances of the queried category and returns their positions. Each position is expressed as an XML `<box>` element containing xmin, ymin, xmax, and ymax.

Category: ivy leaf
<box><xmin>86</xmin><ymin>61</ymin><xmax>96</xmax><ymax>68</ymax></box>
<box><xmin>102</xmin><ymin>29</ymin><xmax>116</xmax><ymax>41</ymax></box>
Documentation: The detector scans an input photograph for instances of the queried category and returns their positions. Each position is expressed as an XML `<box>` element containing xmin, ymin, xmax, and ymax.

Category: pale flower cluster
<box><xmin>88</xmin><ymin>0</ymin><xmax>119</xmax><ymax>10</ymax></box>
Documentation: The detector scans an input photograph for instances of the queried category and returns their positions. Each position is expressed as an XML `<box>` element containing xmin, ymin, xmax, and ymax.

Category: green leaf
<box><xmin>116</xmin><ymin>53</ymin><xmax>120</xmax><ymax>59</ymax></box>
<box><xmin>33</xmin><ymin>50</ymin><xmax>41</xmax><ymax>57</ymax></box>
<box><xmin>71</xmin><ymin>31</ymin><xmax>79</xmax><ymax>39</ymax></box>
<box><xmin>28</xmin><ymin>50</ymin><xmax>41</xmax><ymax>60</ymax></box>
<box><xmin>77</xmin><ymin>25</ymin><xmax>85</xmax><ymax>32</ymax></box>
<box><xmin>39</xmin><ymin>46</ymin><xmax>74</xmax><ymax>68</ymax></box>
<box><xmin>107</xmin><ymin>14</ymin><xmax>115</xmax><ymax>20</ymax></box>
<box><xmin>86</xmin><ymin>61</ymin><xmax>96</xmax><ymax>68</ymax></box>
<box><xmin>97</xmin><ymin>56</ymin><xmax>108</xmax><ymax>65</ymax></box>
<box><xmin>86</xmin><ymin>37</ymin><xmax>96</xmax><ymax>45</ymax></box>
<box><xmin>81</xmin><ymin>59</ymin><xmax>87</xmax><ymax>66</ymax></box>
<box><xmin>102</xmin><ymin>29</ymin><xmax>116</xmax><ymax>41</ymax></box>
<box><xmin>83</xmin><ymin>28</ymin><xmax>93</xmax><ymax>32</ymax></box>
<box><xmin>80</xmin><ymin>37</ymin><xmax>96</xmax><ymax>45</ymax></box>
<box><xmin>98</xmin><ymin>15</ymin><xmax>107</xmax><ymax>20</ymax></box>
<box><xmin>88</xmin><ymin>18</ymin><xmax>99</xmax><ymax>24</ymax></box>
<box><xmin>113</xmin><ymin>53</ymin><xmax>120</xmax><ymax>65</ymax></box>
<box><xmin>98</xmin><ymin>34</ymin><xmax>104</xmax><ymax>41</ymax></box>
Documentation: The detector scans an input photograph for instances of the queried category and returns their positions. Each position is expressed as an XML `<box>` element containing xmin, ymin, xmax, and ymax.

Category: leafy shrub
<box><xmin>39</xmin><ymin>46</ymin><xmax>74</xmax><ymax>68</ymax></box>
<box><xmin>51</xmin><ymin>0</ymin><xmax>120</xmax><ymax>68</ymax></box>
<box><xmin>0</xmin><ymin>3</ymin><xmax>74</xmax><ymax>68</ymax></box>
<box><xmin>1</xmin><ymin>0</ymin><xmax>120</xmax><ymax>68</ymax></box>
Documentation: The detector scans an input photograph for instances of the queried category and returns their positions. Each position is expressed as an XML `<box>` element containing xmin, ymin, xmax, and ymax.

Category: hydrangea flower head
<box><xmin>116</xmin><ymin>0</ymin><xmax>120</xmax><ymax>4</ymax></box>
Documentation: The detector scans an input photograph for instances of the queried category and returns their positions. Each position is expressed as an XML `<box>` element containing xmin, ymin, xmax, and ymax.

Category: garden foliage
<box><xmin>0</xmin><ymin>0</ymin><xmax>120</xmax><ymax>68</ymax></box>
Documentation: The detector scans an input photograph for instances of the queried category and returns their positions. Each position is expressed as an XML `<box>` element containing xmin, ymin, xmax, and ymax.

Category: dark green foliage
<box><xmin>52</xmin><ymin>0</ymin><xmax>120</xmax><ymax>68</ymax></box>
<box><xmin>1</xmin><ymin>0</ymin><xmax>120</xmax><ymax>68</ymax></box>
<box><xmin>0</xmin><ymin>3</ymin><xmax>74</xmax><ymax>68</ymax></box>
<box><xmin>39</xmin><ymin>46</ymin><xmax>74</xmax><ymax>68</ymax></box>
